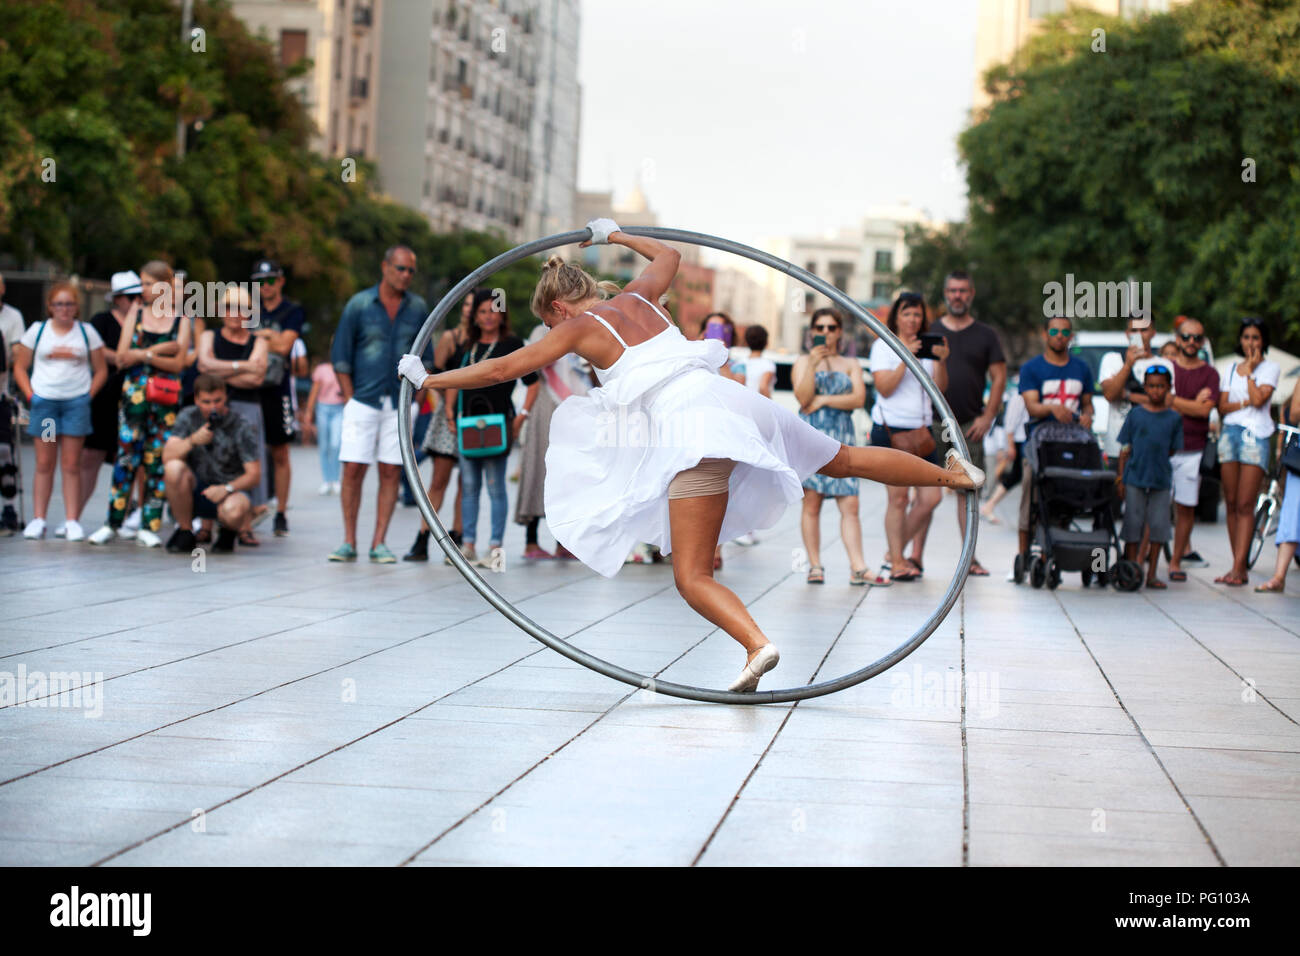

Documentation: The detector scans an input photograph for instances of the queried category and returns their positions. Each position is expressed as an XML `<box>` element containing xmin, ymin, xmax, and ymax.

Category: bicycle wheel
<box><xmin>1247</xmin><ymin>497</ymin><xmax>1274</xmax><ymax>569</ymax></box>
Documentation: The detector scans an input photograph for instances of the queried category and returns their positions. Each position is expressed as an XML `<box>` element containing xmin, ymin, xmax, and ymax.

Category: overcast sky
<box><xmin>577</xmin><ymin>0</ymin><xmax>977</xmax><ymax>252</ymax></box>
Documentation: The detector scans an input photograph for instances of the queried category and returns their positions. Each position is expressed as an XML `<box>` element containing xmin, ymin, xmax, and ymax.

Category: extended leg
<box><xmin>820</xmin><ymin>444</ymin><xmax>980</xmax><ymax>490</ymax></box>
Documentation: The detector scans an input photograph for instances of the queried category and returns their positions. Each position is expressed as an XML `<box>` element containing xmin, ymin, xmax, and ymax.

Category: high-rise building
<box><xmin>974</xmin><ymin>0</ymin><xmax>1187</xmax><ymax>110</ymax></box>
<box><xmin>374</xmin><ymin>0</ymin><xmax>580</xmax><ymax>243</ymax></box>
<box><xmin>229</xmin><ymin>0</ymin><xmax>382</xmax><ymax>158</ymax></box>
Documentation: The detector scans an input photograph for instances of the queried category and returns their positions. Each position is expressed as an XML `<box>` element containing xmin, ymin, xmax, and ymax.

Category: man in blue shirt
<box><xmin>1016</xmin><ymin>315</ymin><xmax>1095</xmax><ymax>556</ymax></box>
<box><xmin>1116</xmin><ymin>362</ymin><xmax>1183</xmax><ymax>588</ymax></box>
<box><xmin>329</xmin><ymin>245</ymin><xmax>430</xmax><ymax>563</ymax></box>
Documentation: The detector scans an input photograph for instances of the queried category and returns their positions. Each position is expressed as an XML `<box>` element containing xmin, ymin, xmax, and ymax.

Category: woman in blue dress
<box><xmin>793</xmin><ymin>308</ymin><xmax>872</xmax><ymax>585</ymax></box>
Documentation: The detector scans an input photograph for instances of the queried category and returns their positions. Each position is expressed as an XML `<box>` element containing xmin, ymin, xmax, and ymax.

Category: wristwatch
<box><xmin>233</xmin><ymin>360</ymin><xmax>240</xmax><ymax>371</ymax></box>
<box><xmin>518</xmin><ymin>408</ymin><xmax>530</xmax><ymax>418</ymax></box>
<box><xmin>224</xmin><ymin>483</ymin><xmax>235</xmax><ymax>495</ymax></box>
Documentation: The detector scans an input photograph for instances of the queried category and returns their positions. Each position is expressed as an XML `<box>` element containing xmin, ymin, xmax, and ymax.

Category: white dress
<box><xmin>544</xmin><ymin>292</ymin><xmax>841</xmax><ymax>577</ymax></box>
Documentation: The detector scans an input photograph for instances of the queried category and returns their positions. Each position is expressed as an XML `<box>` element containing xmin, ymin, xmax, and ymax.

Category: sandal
<box><xmin>806</xmin><ymin>565</ymin><xmax>825</xmax><ymax>585</ymax></box>
<box><xmin>1169</xmin><ymin>570</ymin><xmax>1187</xmax><ymax>582</ymax></box>
<box><xmin>968</xmin><ymin>561</ymin><xmax>990</xmax><ymax>577</ymax></box>
<box><xmin>1146</xmin><ymin>578</ymin><xmax>1168</xmax><ymax>589</ymax></box>
<box><xmin>892</xmin><ymin>567</ymin><xmax>922</xmax><ymax>582</ymax></box>
<box><xmin>849</xmin><ymin>568</ymin><xmax>873</xmax><ymax>587</ymax></box>
<box><xmin>873</xmin><ymin>561</ymin><xmax>893</xmax><ymax>587</ymax></box>
<box><xmin>1254</xmin><ymin>580</ymin><xmax>1285</xmax><ymax>593</ymax></box>
<box><xmin>1215</xmin><ymin>572</ymin><xmax>1247</xmax><ymax>587</ymax></box>
<box><xmin>238</xmin><ymin>531</ymin><xmax>260</xmax><ymax>547</ymax></box>
<box><xmin>523</xmin><ymin>546</ymin><xmax>554</xmax><ymax>560</ymax></box>
<box><xmin>905</xmin><ymin>557</ymin><xmax>924</xmax><ymax>575</ymax></box>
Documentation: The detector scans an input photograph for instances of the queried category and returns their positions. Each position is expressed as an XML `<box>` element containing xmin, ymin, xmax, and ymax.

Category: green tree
<box><xmin>928</xmin><ymin>0</ymin><xmax>1300</xmax><ymax>359</ymax></box>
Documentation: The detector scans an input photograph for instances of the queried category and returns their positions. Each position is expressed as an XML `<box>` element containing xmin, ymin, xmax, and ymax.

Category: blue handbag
<box><xmin>456</xmin><ymin>343</ymin><xmax>508</xmax><ymax>458</ymax></box>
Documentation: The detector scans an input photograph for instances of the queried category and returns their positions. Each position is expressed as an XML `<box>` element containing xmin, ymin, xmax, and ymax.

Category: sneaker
<box><xmin>328</xmin><ymin>542</ymin><xmax>358</xmax><ymax>562</ymax></box>
<box><xmin>87</xmin><ymin>524</ymin><xmax>117</xmax><ymax>545</ymax></box>
<box><xmin>54</xmin><ymin>522</ymin><xmax>67</xmax><ymax>538</ymax></box>
<box><xmin>369</xmin><ymin>543</ymin><xmax>397</xmax><ymax>564</ymax></box>
<box><xmin>273</xmin><ymin>512</ymin><xmax>288</xmax><ymax>537</ymax></box>
<box><xmin>166</xmin><ymin>528</ymin><xmax>196</xmax><ymax>553</ymax></box>
<box><xmin>1181</xmin><ymin>551</ymin><xmax>1209</xmax><ymax>568</ymax></box>
<box><xmin>734</xmin><ymin>532</ymin><xmax>759</xmax><ymax>547</ymax></box>
<box><xmin>330</xmin><ymin>481</ymin><xmax>341</xmax><ymax>495</ymax></box>
<box><xmin>318</xmin><ymin>482</ymin><xmax>332</xmax><ymax>496</ymax></box>
<box><xmin>63</xmin><ymin>519</ymin><xmax>85</xmax><ymax>542</ymax></box>
<box><xmin>22</xmin><ymin>517</ymin><xmax>47</xmax><ymax>539</ymax></box>
<box><xmin>136</xmin><ymin>528</ymin><xmax>163</xmax><ymax>548</ymax></box>
<box><xmin>120</xmin><ymin>507</ymin><xmax>141</xmax><ymax>538</ymax></box>
<box><xmin>214</xmin><ymin>528</ymin><xmax>237</xmax><ymax>553</ymax></box>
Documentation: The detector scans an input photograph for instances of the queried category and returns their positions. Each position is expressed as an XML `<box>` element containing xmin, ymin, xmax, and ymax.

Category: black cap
<box><xmin>251</xmin><ymin>259</ymin><xmax>283</xmax><ymax>280</ymax></box>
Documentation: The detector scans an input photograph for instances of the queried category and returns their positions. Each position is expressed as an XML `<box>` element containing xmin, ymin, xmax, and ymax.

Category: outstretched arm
<box><xmin>406</xmin><ymin>320</ymin><xmax>586</xmax><ymax>392</ymax></box>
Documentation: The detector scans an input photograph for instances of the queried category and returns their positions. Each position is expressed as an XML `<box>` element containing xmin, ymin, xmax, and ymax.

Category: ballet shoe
<box><xmin>727</xmin><ymin>644</ymin><xmax>780</xmax><ymax>694</ymax></box>
<box><xmin>945</xmin><ymin>450</ymin><xmax>986</xmax><ymax>491</ymax></box>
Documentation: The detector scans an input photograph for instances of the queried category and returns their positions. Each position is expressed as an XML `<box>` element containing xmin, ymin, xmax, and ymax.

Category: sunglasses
<box><xmin>1047</xmin><ymin>328</ymin><xmax>1072</xmax><ymax>337</ymax></box>
<box><xmin>1178</xmin><ymin>332</ymin><xmax>1203</xmax><ymax>342</ymax></box>
<box><xmin>812</xmin><ymin>324</ymin><xmax>838</xmax><ymax>332</ymax></box>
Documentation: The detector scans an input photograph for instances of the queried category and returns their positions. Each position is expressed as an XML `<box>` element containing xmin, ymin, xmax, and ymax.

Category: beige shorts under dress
<box><xmin>667</xmin><ymin>458</ymin><xmax>737</xmax><ymax>499</ymax></box>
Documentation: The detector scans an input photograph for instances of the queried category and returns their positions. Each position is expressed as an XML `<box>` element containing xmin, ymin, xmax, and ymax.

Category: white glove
<box><xmin>586</xmin><ymin>217</ymin><xmax>621</xmax><ymax>244</ymax></box>
<box><xmin>398</xmin><ymin>354</ymin><xmax>429</xmax><ymax>389</ymax></box>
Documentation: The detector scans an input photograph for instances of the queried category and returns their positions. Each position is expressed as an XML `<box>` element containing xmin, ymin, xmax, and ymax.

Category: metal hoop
<box><xmin>398</xmin><ymin>226</ymin><xmax>977</xmax><ymax>704</ymax></box>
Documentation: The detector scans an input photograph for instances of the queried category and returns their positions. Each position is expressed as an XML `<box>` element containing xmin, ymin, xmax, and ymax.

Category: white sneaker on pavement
<box><xmin>88</xmin><ymin>524</ymin><xmax>116</xmax><ymax>545</ymax></box>
<box><xmin>319</xmin><ymin>483</ymin><xmax>331</xmax><ymax>495</ymax></box>
<box><xmin>64</xmin><ymin>519</ymin><xmax>85</xmax><ymax>542</ymax></box>
<box><xmin>54</xmin><ymin>522</ymin><xmax>67</xmax><ymax>538</ymax></box>
<box><xmin>136</xmin><ymin>528</ymin><xmax>163</xmax><ymax>548</ymax></box>
<box><xmin>23</xmin><ymin>517</ymin><xmax>47</xmax><ymax>539</ymax></box>
<box><xmin>734</xmin><ymin>533</ymin><xmax>759</xmax><ymax>546</ymax></box>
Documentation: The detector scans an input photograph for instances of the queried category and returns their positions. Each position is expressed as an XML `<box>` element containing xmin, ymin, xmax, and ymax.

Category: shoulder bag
<box><xmin>456</xmin><ymin>342</ymin><xmax>508</xmax><ymax>458</ymax></box>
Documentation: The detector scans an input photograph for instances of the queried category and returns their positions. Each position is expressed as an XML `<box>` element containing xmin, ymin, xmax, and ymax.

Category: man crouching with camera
<box><xmin>162</xmin><ymin>373</ymin><xmax>262</xmax><ymax>553</ymax></box>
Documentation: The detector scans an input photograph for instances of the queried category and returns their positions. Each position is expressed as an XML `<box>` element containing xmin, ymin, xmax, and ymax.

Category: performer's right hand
<box><xmin>583</xmin><ymin>217</ymin><xmax>621</xmax><ymax>246</ymax></box>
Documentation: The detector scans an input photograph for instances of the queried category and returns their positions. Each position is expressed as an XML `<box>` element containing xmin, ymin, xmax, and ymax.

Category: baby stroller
<box><xmin>1013</xmin><ymin>421</ymin><xmax>1141</xmax><ymax>591</ymax></box>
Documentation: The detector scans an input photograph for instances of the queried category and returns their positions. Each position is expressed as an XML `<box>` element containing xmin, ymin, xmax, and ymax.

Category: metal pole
<box><xmin>397</xmin><ymin>226</ymin><xmax>977</xmax><ymax>705</ymax></box>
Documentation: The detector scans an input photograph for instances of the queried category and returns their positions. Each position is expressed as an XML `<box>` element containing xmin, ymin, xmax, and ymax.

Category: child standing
<box><xmin>1115</xmin><ymin>363</ymin><xmax>1183</xmax><ymax>589</ymax></box>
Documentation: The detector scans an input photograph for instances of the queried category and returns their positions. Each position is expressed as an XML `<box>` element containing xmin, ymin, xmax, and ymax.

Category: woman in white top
<box><xmin>11</xmin><ymin>282</ymin><xmax>108</xmax><ymax>540</ymax></box>
<box><xmin>869</xmin><ymin>292</ymin><xmax>948</xmax><ymax>583</ymax></box>
<box><xmin>400</xmin><ymin>220</ymin><xmax>984</xmax><ymax>694</ymax></box>
<box><xmin>1216</xmin><ymin>317</ymin><xmax>1280</xmax><ymax>586</ymax></box>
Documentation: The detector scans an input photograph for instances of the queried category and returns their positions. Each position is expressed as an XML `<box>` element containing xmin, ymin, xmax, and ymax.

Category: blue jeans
<box><xmin>460</xmin><ymin>453</ymin><xmax>508</xmax><ymax>546</ymax></box>
<box><xmin>315</xmin><ymin>402</ymin><xmax>344</xmax><ymax>484</ymax></box>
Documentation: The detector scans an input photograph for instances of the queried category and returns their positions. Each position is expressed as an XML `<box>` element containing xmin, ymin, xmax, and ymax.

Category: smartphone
<box><xmin>1128</xmin><ymin>332</ymin><xmax>1144</xmax><ymax>350</ymax></box>
<box><xmin>704</xmin><ymin>324</ymin><xmax>733</xmax><ymax>347</ymax></box>
<box><xmin>207</xmin><ymin>412</ymin><xmax>222</xmax><ymax>428</ymax></box>
<box><xmin>916</xmin><ymin>333</ymin><xmax>945</xmax><ymax>360</ymax></box>
<box><xmin>812</xmin><ymin>334</ymin><xmax>827</xmax><ymax>348</ymax></box>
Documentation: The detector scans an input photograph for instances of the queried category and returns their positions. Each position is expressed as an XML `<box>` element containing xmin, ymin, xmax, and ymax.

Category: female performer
<box><xmin>399</xmin><ymin>220</ymin><xmax>983</xmax><ymax>693</ymax></box>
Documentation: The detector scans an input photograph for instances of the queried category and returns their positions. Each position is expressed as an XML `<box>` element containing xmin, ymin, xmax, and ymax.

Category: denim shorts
<box><xmin>1218</xmin><ymin>424</ymin><xmax>1269</xmax><ymax>469</ymax></box>
<box><xmin>27</xmin><ymin>393</ymin><xmax>92</xmax><ymax>438</ymax></box>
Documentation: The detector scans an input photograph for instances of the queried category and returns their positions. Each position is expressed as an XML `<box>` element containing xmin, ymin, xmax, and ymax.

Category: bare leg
<box><xmin>271</xmin><ymin>443</ymin><xmax>291</xmax><ymax>511</ymax></box>
<box><xmin>452</xmin><ymin>471</ymin><xmax>464</xmax><ymax>535</ymax></box>
<box><xmin>79</xmin><ymin>448</ymin><xmax>106</xmax><ymax>511</ymax></box>
<box><xmin>905</xmin><ymin>487</ymin><xmax>943</xmax><ymax>562</ymax></box>
<box><xmin>340</xmin><ymin>460</ymin><xmax>367</xmax><ymax>547</ymax></box>
<box><xmin>1261</xmin><ymin>541</ymin><xmax>1297</xmax><ymax>590</ymax></box>
<box><xmin>668</xmin><ymin>492</ymin><xmax>769</xmax><ymax>658</ymax></box>
<box><xmin>1230</xmin><ymin>464</ymin><xmax>1264</xmax><ymax>580</ymax></box>
<box><xmin>834</xmin><ymin>494</ymin><xmax>866</xmax><ymax>572</ymax></box>
<box><xmin>1146</xmin><ymin>535</ymin><xmax>1164</xmax><ymax>586</ymax></box>
<box><xmin>820</xmin><ymin>444</ymin><xmax>980</xmax><ymax>490</ymax></box>
<box><xmin>60</xmin><ymin>436</ymin><xmax>84</xmax><ymax>522</ymax></box>
<box><xmin>32</xmin><ymin>439</ymin><xmax>57</xmax><ymax>520</ymax></box>
<box><xmin>884</xmin><ymin>485</ymin><xmax>910</xmax><ymax>569</ymax></box>
<box><xmin>164</xmin><ymin>460</ymin><xmax>196</xmax><ymax>527</ymax></box>
<box><xmin>800</xmin><ymin>488</ymin><xmax>823</xmax><ymax>569</ymax></box>
<box><xmin>1169</xmin><ymin>503</ymin><xmax>1195</xmax><ymax>575</ymax></box>
<box><xmin>373</xmin><ymin>462</ymin><xmax>401</xmax><ymax>548</ymax></box>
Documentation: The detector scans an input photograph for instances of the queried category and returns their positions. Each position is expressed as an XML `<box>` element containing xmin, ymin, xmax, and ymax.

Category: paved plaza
<box><xmin>2</xmin><ymin>444</ymin><xmax>1298</xmax><ymax>866</ymax></box>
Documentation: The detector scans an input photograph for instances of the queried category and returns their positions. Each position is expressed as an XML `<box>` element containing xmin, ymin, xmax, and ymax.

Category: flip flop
<box><xmin>1254</xmin><ymin>580</ymin><xmax>1285</xmax><ymax>593</ymax></box>
<box><xmin>1215</xmin><ymin>573</ymin><xmax>1246</xmax><ymax>586</ymax></box>
<box><xmin>892</xmin><ymin>567</ymin><xmax>922</xmax><ymax>583</ymax></box>
<box><xmin>1146</xmin><ymin>579</ymin><xmax>1168</xmax><ymax>589</ymax></box>
<box><xmin>968</xmin><ymin>562</ymin><xmax>990</xmax><ymax>577</ymax></box>
<box><xmin>1169</xmin><ymin>570</ymin><xmax>1187</xmax><ymax>582</ymax></box>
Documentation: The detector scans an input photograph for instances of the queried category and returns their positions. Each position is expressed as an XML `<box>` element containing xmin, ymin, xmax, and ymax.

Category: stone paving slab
<box><xmin>2</xmin><ymin>443</ymin><xmax>1298</xmax><ymax>865</ymax></box>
